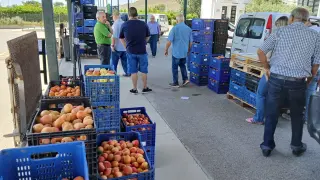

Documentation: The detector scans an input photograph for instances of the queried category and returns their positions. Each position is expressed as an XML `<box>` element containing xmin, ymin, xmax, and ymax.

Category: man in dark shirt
<box><xmin>120</xmin><ymin>7</ymin><xmax>152</xmax><ymax>94</ymax></box>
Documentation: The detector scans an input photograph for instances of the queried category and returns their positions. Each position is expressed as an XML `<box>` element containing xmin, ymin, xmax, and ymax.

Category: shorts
<box><xmin>126</xmin><ymin>53</ymin><xmax>148</xmax><ymax>74</ymax></box>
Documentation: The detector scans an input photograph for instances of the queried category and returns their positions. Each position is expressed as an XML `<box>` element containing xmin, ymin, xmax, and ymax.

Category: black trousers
<box><xmin>97</xmin><ymin>44</ymin><xmax>111</xmax><ymax>65</ymax></box>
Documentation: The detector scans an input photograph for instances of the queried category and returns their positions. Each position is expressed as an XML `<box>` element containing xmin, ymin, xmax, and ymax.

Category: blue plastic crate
<box><xmin>84</xmin><ymin>27</ymin><xmax>94</xmax><ymax>34</ymax></box>
<box><xmin>81</xmin><ymin>0</ymin><xmax>94</xmax><ymax>4</ymax></box>
<box><xmin>208</xmin><ymin>67</ymin><xmax>230</xmax><ymax>82</ymax></box>
<box><xmin>192</xmin><ymin>31</ymin><xmax>214</xmax><ymax>42</ymax></box>
<box><xmin>84</xmin><ymin>65</ymin><xmax>120</xmax><ymax>106</ymax></box>
<box><xmin>96</xmin><ymin>132</ymin><xmax>155</xmax><ymax>180</ymax></box>
<box><xmin>208</xmin><ymin>78</ymin><xmax>229</xmax><ymax>94</ymax></box>
<box><xmin>190</xmin><ymin>53</ymin><xmax>211</xmax><ymax>65</ymax></box>
<box><xmin>190</xmin><ymin>62</ymin><xmax>209</xmax><ymax>76</ymax></box>
<box><xmin>0</xmin><ymin>142</ymin><xmax>89</xmax><ymax>180</ymax></box>
<box><xmin>230</xmin><ymin>68</ymin><xmax>246</xmax><ymax>85</ymax></box>
<box><xmin>192</xmin><ymin>19</ymin><xmax>214</xmax><ymax>31</ymax></box>
<box><xmin>229</xmin><ymin>81</ymin><xmax>245</xmax><ymax>100</ymax></box>
<box><xmin>77</xmin><ymin>26</ymin><xmax>84</xmax><ymax>34</ymax></box>
<box><xmin>192</xmin><ymin>42</ymin><xmax>212</xmax><ymax>53</ymax></box>
<box><xmin>190</xmin><ymin>72</ymin><xmax>208</xmax><ymax>86</ymax></box>
<box><xmin>121</xmin><ymin>107</ymin><xmax>156</xmax><ymax>147</ymax></box>
<box><xmin>84</xmin><ymin>19</ymin><xmax>97</xmax><ymax>27</ymax></box>
<box><xmin>93</xmin><ymin>102</ymin><xmax>120</xmax><ymax>132</ymax></box>
<box><xmin>144</xmin><ymin>146</ymin><xmax>155</xmax><ymax>168</ymax></box>
<box><xmin>244</xmin><ymin>88</ymin><xmax>257</xmax><ymax>107</ymax></box>
<box><xmin>75</xmin><ymin>13</ymin><xmax>83</xmax><ymax>20</ymax></box>
<box><xmin>209</xmin><ymin>57</ymin><xmax>230</xmax><ymax>70</ymax></box>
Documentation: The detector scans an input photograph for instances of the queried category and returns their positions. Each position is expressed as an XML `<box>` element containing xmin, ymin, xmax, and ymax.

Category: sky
<box><xmin>0</xmin><ymin>0</ymin><xmax>133</xmax><ymax>7</ymax></box>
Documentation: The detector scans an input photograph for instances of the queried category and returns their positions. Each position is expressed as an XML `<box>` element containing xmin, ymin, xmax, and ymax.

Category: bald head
<box><xmin>96</xmin><ymin>11</ymin><xmax>106</xmax><ymax>23</ymax></box>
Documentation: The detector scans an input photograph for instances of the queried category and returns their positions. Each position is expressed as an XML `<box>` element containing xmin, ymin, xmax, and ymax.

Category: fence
<box><xmin>0</xmin><ymin>13</ymin><xmax>68</xmax><ymax>25</ymax></box>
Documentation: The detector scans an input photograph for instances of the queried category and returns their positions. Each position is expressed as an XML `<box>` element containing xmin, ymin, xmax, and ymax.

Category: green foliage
<box><xmin>176</xmin><ymin>0</ymin><xmax>201</xmax><ymax>18</ymax></box>
<box><xmin>0</xmin><ymin>2</ymin><xmax>67</xmax><ymax>15</ymax></box>
<box><xmin>246</xmin><ymin>0</ymin><xmax>314</xmax><ymax>15</ymax></box>
<box><xmin>54</xmin><ymin>2</ymin><xmax>65</xmax><ymax>7</ymax></box>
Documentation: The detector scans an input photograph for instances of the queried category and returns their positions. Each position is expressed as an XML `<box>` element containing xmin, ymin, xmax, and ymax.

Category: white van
<box><xmin>137</xmin><ymin>14</ymin><xmax>169</xmax><ymax>36</ymax></box>
<box><xmin>231</xmin><ymin>12</ymin><xmax>320</xmax><ymax>54</ymax></box>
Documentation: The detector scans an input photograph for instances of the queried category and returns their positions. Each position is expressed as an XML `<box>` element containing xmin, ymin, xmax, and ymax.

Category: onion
<box><xmin>33</xmin><ymin>123</ymin><xmax>44</xmax><ymax>133</ymax></box>
<box><xmin>40</xmin><ymin>110</ymin><xmax>50</xmax><ymax>117</ymax></box>
<box><xmin>40</xmin><ymin>115</ymin><xmax>53</xmax><ymax>125</ymax></box>
<box><xmin>76</xmin><ymin>111</ymin><xmax>87</xmax><ymax>120</ymax></box>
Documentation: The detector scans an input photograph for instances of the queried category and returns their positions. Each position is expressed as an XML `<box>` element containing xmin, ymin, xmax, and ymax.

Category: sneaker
<box><xmin>169</xmin><ymin>83</ymin><xmax>179</xmax><ymax>88</ymax></box>
<box><xmin>142</xmin><ymin>87</ymin><xmax>152</xmax><ymax>93</ymax></box>
<box><xmin>123</xmin><ymin>74</ymin><xmax>131</xmax><ymax>77</ymax></box>
<box><xmin>181</xmin><ymin>80</ymin><xmax>190</xmax><ymax>87</ymax></box>
<box><xmin>130</xmin><ymin>89</ymin><xmax>138</xmax><ymax>94</ymax></box>
<box><xmin>282</xmin><ymin>113</ymin><xmax>291</xmax><ymax>120</ymax></box>
<box><xmin>246</xmin><ymin>117</ymin><xmax>264</xmax><ymax>125</ymax></box>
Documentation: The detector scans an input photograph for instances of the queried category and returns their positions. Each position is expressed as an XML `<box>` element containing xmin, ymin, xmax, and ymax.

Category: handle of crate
<box><xmin>121</xmin><ymin>107</ymin><xmax>146</xmax><ymax>114</ymax></box>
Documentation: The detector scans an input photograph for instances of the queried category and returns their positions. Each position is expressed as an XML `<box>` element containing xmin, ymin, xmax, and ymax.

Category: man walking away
<box><xmin>120</xmin><ymin>7</ymin><xmax>152</xmax><ymax>94</ymax></box>
<box><xmin>147</xmin><ymin>15</ymin><xmax>161</xmax><ymax>57</ymax></box>
<box><xmin>94</xmin><ymin>11</ymin><xmax>113</xmax><ymax>65</ymax></box>
<box><xmin>111</xmin><ymin>11</ymin><xmax>130</xmax><ymax>76</ymax></box>
<box><xmin>257</xmin><ymin>7</ymin><xmax>320</xmax><ymax>157</ymax></box>
<box><xmin>165</xmin><ymin>14</ymin><xmax>192</xmax><ymax>87</ymax></box>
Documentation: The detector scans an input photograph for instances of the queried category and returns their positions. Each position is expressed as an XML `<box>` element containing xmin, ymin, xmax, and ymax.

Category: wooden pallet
<box><xmin>231</xmin><ymin>53</ymin><xmax>260</xmax><ymax>64</ymax></box>
<box><xmin>226</xmin><ymin>92</ymin><xmax>256</xmax><ymax>110</ymax></box>
<box><xmin>230</xmin><ymin>59</ymin><xmax>264</xmax><ymax>78</ymax></box>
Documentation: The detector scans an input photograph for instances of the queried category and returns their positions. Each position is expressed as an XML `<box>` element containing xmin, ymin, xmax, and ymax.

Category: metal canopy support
<box><xmin>145</xmin><ymin>0</ymin><xmax>147</xmax><ymax>23</ymax></box>
<box><xmin>41</xmin><ymin>0</ymin><xmax>59</xmax><ymax>81</ymax></box>
<box><xmin>67</xmin><ymin>0</ymin><xmax>73</xmax><ymax>63</ymax></box>
<box><xmin>183</xmin><ymin>0</ymin><xmax>187</xmax><ymax>21</ymax></box>
<box><xmin>127</xmin><ymin>0</ymin><xmax>129</xmax><ymax>12</ymax></box>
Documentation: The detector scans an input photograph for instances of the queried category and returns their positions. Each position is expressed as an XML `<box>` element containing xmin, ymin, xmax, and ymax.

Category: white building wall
<box><xmin>201</xmin><ymin>0</ymin><xmax>248</xmax><ymax>24</ymax></box>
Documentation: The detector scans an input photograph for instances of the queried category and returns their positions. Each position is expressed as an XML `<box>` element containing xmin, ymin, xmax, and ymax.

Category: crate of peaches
<box><xmin>84</xmin><ymin>65</ymin><xmax>120</xmax><ymax>106</ymax></box>
<box><xmin>120</xmin><ymin>107</ymin><xmax>156</xmax><ymax>147</ymax></box>
<box><xmin>96</xmin><ymin>132</ymin><xmax>155</xmax><ymax>180</ymax></box>
<box><xmin>0</xmin><ymin>142</ymin><xmax>88</xmax><ymax>180</ymax></box>
<box><xmin>44</xmin><ymin>80</ymin><xmax>83</xmax><ymax>99</ymax></box>
<box><xmin>26</xmin><ymin>98</ymin><xmax>97</xmax><ymax>176</ymax></box>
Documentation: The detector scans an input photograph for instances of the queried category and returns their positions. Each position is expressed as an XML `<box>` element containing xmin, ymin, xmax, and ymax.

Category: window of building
<box><xmin>230</xmin><ymin>6</ymin><xmax>237</xmax><ymax>24</ymax></box>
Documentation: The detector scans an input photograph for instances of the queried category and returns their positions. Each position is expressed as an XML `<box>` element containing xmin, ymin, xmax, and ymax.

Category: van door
<box><xmin>246</xmin><ymin>16</ymin><xmax>267</xmax><ymax>53</ymax></box>
<box><xmin>231</xmin><ymin>13</ymin><xmax>255</xmax><ymax>54</ymax></box>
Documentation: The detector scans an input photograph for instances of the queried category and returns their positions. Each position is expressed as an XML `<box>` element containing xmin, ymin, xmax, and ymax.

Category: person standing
<box><xmin>111</xmin><ymin>11</ymin><xmax>130</xmax><ymax>76</ymax></box>
<box><xmin>245</xmin><ymin>16</ymin><xmax>289</xmax><ymax>125</ymax></box>
<box><xmin>147</xmin><ymin>15</ymin><xmax>161</xmax><ymax>58</ymax></box>
<box><xmin>94</xmin><ymin>11</ymin><xmax>113</xmax><ymax>65</ymax></box>
<box><xmin>258</xmin><ymin>8</ymin><xmax>320</xmax><ymax>157</ymax></box>
<box><xmin>120</xmin><ymin>7</ymin><xmax>152</xmax><ymax>94</ymax></box>
<box><xmin>165</xmin><ymin>14</ymin><xmax>192</xmax><ymax>87</ymax></box>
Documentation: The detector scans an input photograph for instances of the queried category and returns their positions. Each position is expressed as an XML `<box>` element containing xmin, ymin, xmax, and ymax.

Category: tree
<box><xmin>54</xmin><ymin>2</ymin><xmax>65</xmax><ymax>7</ymax></box>
<box><xmin>246</xmin><ymin>0</ymin><xmax>313</xmax><ymax>14</ymax></box>
<box><xmin>22</xmin><ymin>0</ymin><xmax>41</xmax><ymax>7</ymax></box>
<box><xmin>176</xmin><ymin>0</ymin><xmax>201</xmax><ymax>18</ymax></box>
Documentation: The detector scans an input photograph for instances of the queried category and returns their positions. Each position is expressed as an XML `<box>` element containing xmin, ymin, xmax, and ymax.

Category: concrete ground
<box><xmin>1</xmin><ymin>29</ymin><xmax>320</xmax><ymax>180</ymax></box>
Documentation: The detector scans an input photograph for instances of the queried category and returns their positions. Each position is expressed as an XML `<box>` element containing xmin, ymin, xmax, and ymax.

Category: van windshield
<box><xmin>236</xmin><ymin>18</ymin><xmax>265</xmax><ymax>39</ymax></box>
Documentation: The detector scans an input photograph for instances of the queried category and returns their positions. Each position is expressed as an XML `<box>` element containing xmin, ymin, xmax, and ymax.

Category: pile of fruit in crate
<box><xmin>97</xmin><ymin>139</ymin><xmax>149</xmax><ymax>179</ymax></box>
<box><xmin>48</xmin><ymin>85</ymin><xmax>81</xmax><ymax>97</ymax></box>
<box><xmin>85</xmin><ymin>68</ymin><xmax>116</xmax><ymax>76</ymax></box>
<box><xmin>33</xmin><ymin>104</ymin><xmax>94</xmax><ymax>134</ymax></box>
<box><xmin>122</xmin><ymin>113</ymin><xmax>151</xmax><ymax>126</ymax></box>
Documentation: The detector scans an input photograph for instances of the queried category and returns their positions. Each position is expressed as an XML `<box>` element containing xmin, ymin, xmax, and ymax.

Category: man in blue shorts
<box><xmin>120</xmin><ymin>7</ymin><xmax>152</xmax><ymax>94</ymax></box>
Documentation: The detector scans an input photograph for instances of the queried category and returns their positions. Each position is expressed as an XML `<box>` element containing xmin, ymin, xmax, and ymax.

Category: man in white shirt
<box><xmin>306</xmin><ymin>20</ymin><xmax>320</xmax><ymax>32</ymax></box>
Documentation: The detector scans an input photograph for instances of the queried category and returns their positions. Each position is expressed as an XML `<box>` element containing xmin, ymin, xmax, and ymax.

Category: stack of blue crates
<box><xmin>84</xmin><ymin>65</ymin><xmax>121</xmax><ymax>133</ymax></box>
<box><xmin>75</xmin><ymin>0</ymin><xmax>97</xmax><ymax>55</ymax></box>
<box><xmin>208</xmin><ymin>56</ymin><xmax>230</xmax><ymax>94</ymax></box>
<box><xmin>229</xmin><ymin>67</ymin><xmax>260</xmax><ymax>108</ymax></box>
<box><xmin>189</xmin><ymin>19</ymin><xmax>214</xmax><ymax>86</ymax></box>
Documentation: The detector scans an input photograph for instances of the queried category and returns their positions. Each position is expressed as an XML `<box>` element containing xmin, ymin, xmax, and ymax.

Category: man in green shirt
<box><xmin>94</xmin><ymin>11</ymin><xmax>113</xmax><ymax>65</ymax></box>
